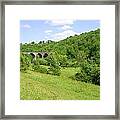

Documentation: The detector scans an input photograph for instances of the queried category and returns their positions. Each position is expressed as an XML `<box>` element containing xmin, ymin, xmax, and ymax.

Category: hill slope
<box><xmin>21</xmin><ymin>67</ymin><xmax>100</xmax><ymax>100</ymax></box>
<box><xmin>20</xmin><ymin>29</ymin><xmax>100</xmax><ymax>85</ymax></box>
<box><xmin>21</xmin><ymin>29</ymin><xmax>100</xmax><ymax>59</ymax></box>
<box><xmin>20</xmin><ymin>29</ymin><xmax>100</xmax><ymax>100</ymax></box>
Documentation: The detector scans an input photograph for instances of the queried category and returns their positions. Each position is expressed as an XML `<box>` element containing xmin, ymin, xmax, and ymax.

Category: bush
<box><xmin>54</xmin><ymin>54</ymin><xmax>68</xmax><ymax>67</ymax></box>
<box><xmin>75</xmin><ymin>60</ymin><xmax>100</xmax><ymax>85</ymax></box>
<box><xmin>46</xmin><ymin>52</ymin><xmax>61</xmax><ymax>76</ymax></box>
<box><xmin>39</xmin><ymin>58</ymin><xmax>48</xmax><ymax>65</ymax></box>
<box><xmin>20</xmin><ymin>54</ymin><xmax>31</xmax><ymax>72</ymax></box>
<box><xmin>48</xmin><ymin>66</ymin><xmax>60</xmax><ymax>76</ymax></box>
<box><xmin>34</xmin><ymin>58</ymin><xmax>48</xmax><ymax>66</ymax></box>
<box><xmin>33</xmin><ymin>65</ymin><xmax>48</xmax><ymax>74</ymax></box>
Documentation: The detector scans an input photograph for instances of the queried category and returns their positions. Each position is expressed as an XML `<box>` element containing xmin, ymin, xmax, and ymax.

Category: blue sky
<box><xmin>20</xmin><ymin>20</ymin><xmax>100</xmax><ymax>43</ymax></box>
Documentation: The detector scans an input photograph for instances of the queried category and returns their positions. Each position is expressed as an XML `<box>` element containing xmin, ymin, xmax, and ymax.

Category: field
<box><xmin>20</xmin><ymin>67</ymin><xmax>100</xmax><ymax>100</ymax></box>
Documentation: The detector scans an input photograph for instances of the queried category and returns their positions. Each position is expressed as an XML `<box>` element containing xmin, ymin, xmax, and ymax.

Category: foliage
<box><xmin>46</xmin><ymin>52</ymin><xmax>61</xmax><ymax>76</ymax></box>
<box><xmin>20</xmin><ymin>53</ymin><xmax>32</xmax><ymax>72</ymax></box>
<box><xmin>75</xmin><ymin>60</ymin><xmax>100</xmax><ymax>85</ymax></box>
<box><xmin>20</xmin><ymin>29</ymin><xmax>100</xmax><ymax>85</ymax></box>
<box><xmin>20</xmin><ymin>29</ymin><xmax>100</xmax><ymax>60</ymax></box>
<box><xmin>34</xmin><ymin>58</ymin><xmax>48</xmax><ymax>66</ymax></box>
<box><xmin>74</xmin><ymin>50</ymin><xmax>100</xmax><ymax>85</ymax></box>
<box><xmin>33</xmin><ymin>65</ymin><xmax>48</xmax><ymax>74</ymax></box>
<box><xmin>31</xmin><ymin>57</ymin><xmax>48</xmax><ymax>74</ymax></box>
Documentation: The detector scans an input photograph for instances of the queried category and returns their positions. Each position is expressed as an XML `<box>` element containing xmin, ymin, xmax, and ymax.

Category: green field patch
<box><xmin>20</xmin><ymin>67</ymin><xmax>100</xmax><ymax>100</ymax></box>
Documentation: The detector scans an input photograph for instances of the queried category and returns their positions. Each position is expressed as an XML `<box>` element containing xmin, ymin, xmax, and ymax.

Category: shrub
<box><xmin>33</xmin><ymin>65</ymin><xmax>48</xmax><ymax>74</ymax></box>
<box><xmin>75</xmin><ymin>60</ymin><xmax>100</xmax><ymax>85</ymax></box>
<box><xmin>39</xmin><ymin>58</ymin><xmax>48</xmax><ymax>65</ymax></box>
<box><xmin>46</xmin><ymin>52</ymin><xmax>61</xmax><ymax>76</ymax></box>
<box><xmin>34</xmin><ymin>58</ymin><xmax>48</xmax><ymax>66</ymax></box>
<box><xmin>48</xmin><ymin>66</ymin><xmax>60</xmax><ymax>76</ymax></box>
<box><xmin>20</xmin><ymin>53</ymin><xmax>31</xmax><ymax>72</ymax></box>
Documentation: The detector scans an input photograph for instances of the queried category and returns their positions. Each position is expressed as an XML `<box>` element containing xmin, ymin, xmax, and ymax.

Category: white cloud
<box><xmin>50</xmin><ymin>30</ymin><xmax>79</xmax><ymax>41</ymax></box>
<box><xmin>44</xmin><ymin>20</ymin><xmax>78</xmax><ymax>41</ymax></box>
<box><xmin>44</xmin><ymin>30</ymin><xmax>52</xmax><ymax>34</ymax></box>
<box><xmin>22</xmin><ymin>24</ymin><xmax>31</xmax><ymax>29</ymax></box>
<box><xmin>61</xmin><ymin>25</ymin><xmax>72</xmax><ymax>30</ymax></box>
<box><xmin>45</xmin><ymin>20</ymin><xmax>75</xmax><ymax>26</ymax></box>
<box><xmin>45</xmin><ymin>36</ymin><xmax>49</xmax><ymax>39</ymax></box>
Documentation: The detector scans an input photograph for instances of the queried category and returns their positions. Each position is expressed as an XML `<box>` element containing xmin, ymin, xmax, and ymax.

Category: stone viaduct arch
<box><xmin>23</xmin><ymin>52</ymin><xmax>49</xmax><ymax>59</ymax></box>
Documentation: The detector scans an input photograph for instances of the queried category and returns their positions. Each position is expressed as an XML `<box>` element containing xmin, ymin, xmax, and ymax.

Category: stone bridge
<box><xmin>23</xmin><ymin>52</ymin><xmax>49</xmax><ymax>59</ymax></box>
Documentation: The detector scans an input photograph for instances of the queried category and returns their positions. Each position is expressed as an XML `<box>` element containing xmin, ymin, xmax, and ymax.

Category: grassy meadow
<box><xmin>20</xmin><ymin>67</ymin><xmax>100</xmax><ymax>100</ymax></box>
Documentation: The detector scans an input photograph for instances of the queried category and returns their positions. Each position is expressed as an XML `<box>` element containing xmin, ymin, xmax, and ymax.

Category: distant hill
<box><xmin>21</xmin><ymin>28</ymin><xmax>100</xmax><ymax>63</ymax></box>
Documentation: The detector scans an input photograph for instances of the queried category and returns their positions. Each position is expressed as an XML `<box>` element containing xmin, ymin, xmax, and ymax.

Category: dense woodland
<box><xmin>20</xmin><ymin>29</ymin><xmax>100</xmax><ymax>85</ymax></box>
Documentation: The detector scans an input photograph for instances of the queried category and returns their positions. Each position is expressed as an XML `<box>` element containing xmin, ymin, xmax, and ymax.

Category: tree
<box><xmin>31</xmin><ymin>41</ymin><xmax>35</xmax><ymax>44</ymax></box>
<box><xmin>38</xmin><ymin>41</ymin><xmax>42</xmax><ymax>44</ymax></box>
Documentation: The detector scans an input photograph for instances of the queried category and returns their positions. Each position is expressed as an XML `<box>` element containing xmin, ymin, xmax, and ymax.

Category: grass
<box><xmin>20</xmin><ymin>67</ymin><xmax>100</xmax><ymax>100</ymax></box>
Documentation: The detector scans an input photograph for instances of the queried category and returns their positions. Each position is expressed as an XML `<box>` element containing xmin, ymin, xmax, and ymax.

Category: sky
<box><xmin>20</xmin><ymin>20</ymin><xmax>100</xmax><ymax>43</ymax></box>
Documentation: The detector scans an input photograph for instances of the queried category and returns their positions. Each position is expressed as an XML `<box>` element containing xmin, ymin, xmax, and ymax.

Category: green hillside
<box><xmin>20</xmin><ymin>29</ymin><xmax>100</xmax><ymax>100</ymax></box>
<box><xmin>21</xmin><ymin>68</ymin><xmax>100</xmax><ymax>100</ymax></box>
<box><xmin>21</xmin><ymin>29</ymin><xmax>100</xmax><ymax>59</ymax></box>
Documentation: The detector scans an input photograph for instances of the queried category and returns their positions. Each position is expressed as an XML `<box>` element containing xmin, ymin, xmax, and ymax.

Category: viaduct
<box><xmin>23</xmin><ymin>52</ymin><xmax>49</xmax><ymax>59</ymax></box>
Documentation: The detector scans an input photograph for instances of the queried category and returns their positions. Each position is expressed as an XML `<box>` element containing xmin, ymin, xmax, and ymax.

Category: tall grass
<box><xmin>20</xmin><ymin>67</ymin><xmax>100</xmax><ymax>100</ymax></box>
